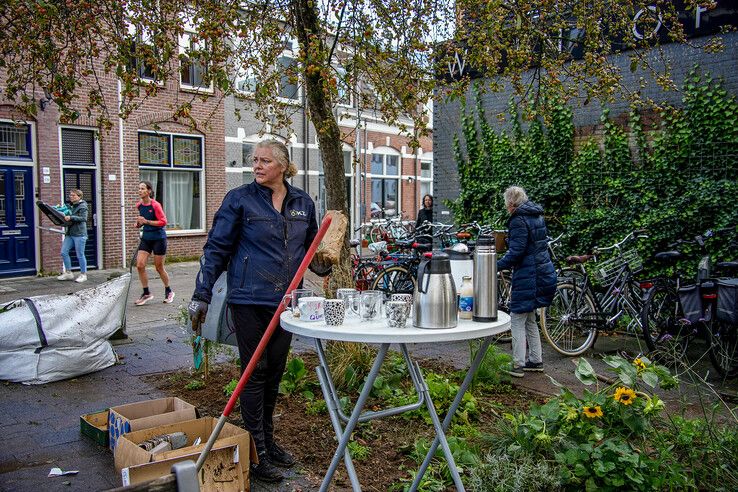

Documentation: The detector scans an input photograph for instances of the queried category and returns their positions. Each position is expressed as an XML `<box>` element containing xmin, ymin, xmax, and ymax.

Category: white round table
<box><xmin>280</xmin><ymin>310</ymin><xmax>511</xmax><ymax>343</ymax></box>
<box><xmin>280</xmin><ymin>310</ymin><xmax>511</xmax><ymax>492</ymax></box>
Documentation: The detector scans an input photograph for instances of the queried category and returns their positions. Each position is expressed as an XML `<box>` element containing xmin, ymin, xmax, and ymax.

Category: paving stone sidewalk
<box><xmin>2</xmin><ymin>261</ymin><xmax>736</xmax><ymax>491</ymax></box>
<box><xmin>0</xmin><ymin>262</ymin><xmax>315</xmax><ymax>492</ymax></box>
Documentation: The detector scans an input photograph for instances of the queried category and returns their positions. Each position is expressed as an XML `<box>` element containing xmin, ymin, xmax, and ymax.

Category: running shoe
<box><xmin>164</xmin><ymin>291</ymin><xmax>175</xmax><ymax>304</ymax></box>
<box><xmin>135</xmin><ymin>293</ymin><xmax>154</xmax><ymax>306</ymax></box>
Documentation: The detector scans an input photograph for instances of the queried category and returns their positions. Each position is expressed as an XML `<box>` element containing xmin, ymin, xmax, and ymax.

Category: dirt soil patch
<box><xmin>145</xmin><ymin>352</ymin><xmax>547</xmax><ymax>490</ymax></box>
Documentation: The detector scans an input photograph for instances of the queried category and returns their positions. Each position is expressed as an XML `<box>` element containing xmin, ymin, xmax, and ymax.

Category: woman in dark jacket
<box><xmin>415</xmin><ymin>194</ymin><xmax>433</xmax><ymax>229</ymax></box>
<box><xmin>497</xmin><ymin>186</ymin><xmax>557</xmax><ymax>377</ymax></box>
<box><xmin>56</xmin><ymin>189</ymin><xmax>88</xmax><ymax>283</ymax></box>
<box><xmin>188</xmin><ymin>140</ymin><xmax>330</xmax><ymax>483</ymax></box>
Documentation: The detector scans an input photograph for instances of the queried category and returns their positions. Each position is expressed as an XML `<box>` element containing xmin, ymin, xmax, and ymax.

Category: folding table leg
<box><xmin>409</xmin><ymin>336</ymin><xmax>494</xmax><ymax>492</ymax></box>
<box><xmin>412</xmin><ymin>359</ymin><xmax>465</xmax><ymax>491</ymax></box>
<box><xmin>315</xmin><ymin>363</ymin><xmax>361</xmax><ymax>491</ymax></box>
<box><xmin>319</xmin><ymin>343</ymin><xmax>390</xmax><ymax>492</ymax></box>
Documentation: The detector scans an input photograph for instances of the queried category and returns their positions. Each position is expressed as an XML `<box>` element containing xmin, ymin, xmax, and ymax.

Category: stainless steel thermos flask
<box><xmin>413</xmin><ymin>251</ymin><xmax>458</xmax><ymax>329</ymax></box>
<box><xmin>473</xmin><ymin>235</ymin><xmax>498</xmax><ymax>321</ymax></box>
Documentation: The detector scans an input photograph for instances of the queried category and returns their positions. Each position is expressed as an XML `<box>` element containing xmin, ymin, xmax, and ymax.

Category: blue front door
<box><xmin>63</xmin><ymin>169</ymin><xmax>98</xmax><ymax>269</ymax></box>
<box><xmin>0</xmin><ymin>166</ymin><xmax>36</xmax><ymax>277</ymax></box>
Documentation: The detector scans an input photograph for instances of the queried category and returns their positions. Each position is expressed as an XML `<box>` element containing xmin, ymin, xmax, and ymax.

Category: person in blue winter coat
<box><xmin>496</xmin><ymin>186</ymin><xmax>557</xmax><ymax>378</ymax></box>
<box><xmin>187</xmin><ymin>140</ymin><xmax>330</xmax><ymax>483</ymax></box>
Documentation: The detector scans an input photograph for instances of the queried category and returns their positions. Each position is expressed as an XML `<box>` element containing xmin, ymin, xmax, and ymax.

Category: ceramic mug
<box><xmin>337</xmin><ymin>288</ymin><xmax>360</xmax><ymax>317</ymax></box>
<box><xmin>359</xmin><ymin>290</ymin><xmax>383</xmax><ymax>321</ymax></box>
<box><xmin>297</xmin><ymin>296</ymin><xmax>325</xmax><ymax>322</ymax></box>
<box><xmin>283</xmin><ymin>288</ymin><xmax>314</xmax><ymax>318</ymax></box>
<box><xmin>324</xmin><ymin>299</ymin><xmax>346</xmax><ymax>326</ymax></box>
<box><xmin>385</xmin><ymin>300</ymin><xmax>410</xmax><ymax>328</ymax></box>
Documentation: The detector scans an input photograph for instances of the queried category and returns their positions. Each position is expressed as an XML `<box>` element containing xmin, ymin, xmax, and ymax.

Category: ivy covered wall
<box><xmin>448</xmin><ymin>69</ymin><xmax>738</xmax><ymax>274</ymax></box>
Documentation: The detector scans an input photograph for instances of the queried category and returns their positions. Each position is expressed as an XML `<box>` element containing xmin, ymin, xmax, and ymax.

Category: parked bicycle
<box><xmin>540</xmin><ymin>230</ymin><xmax>650</xmax><ymax>356</ymax></box>
<box><xmin>640</xmin><ymin>229</ymin><xmax>738</xmax><ymax>377</ymax></box>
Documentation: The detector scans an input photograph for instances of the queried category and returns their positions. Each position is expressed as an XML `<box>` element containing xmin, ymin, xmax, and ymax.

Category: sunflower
<box><xmin>583</xmin><ymin>405</ymin><xmax>603</xmax><ymax>418</ymax></box>
<box><xmin>633</xmin><ymin>358</ymin><xmax>647</xmax><ymax>371</ymax></box>
<box><xmin>614</xmin><ymin>386</ymin><xmax>637</xmax><ymax>405</ymax></box>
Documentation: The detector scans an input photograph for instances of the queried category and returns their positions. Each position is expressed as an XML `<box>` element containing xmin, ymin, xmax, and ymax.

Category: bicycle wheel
<box><xmin>494</xmin><ymin>270</ymin><xmax>512</xmax><ymax>344</ymax></box>
<box><xmin>707</xmin><ymin>319</ymin><xmax>738</xmax><ymax>379</ymax></box>
<box><xmin>353</xmin><ymin>262</ymin><xmax>380</xmax><ymax>291</ymax></box>
<box><xmin>640</xmin><ymin>282</ymin><xmax>690</xmax><ymax>356</ymax></box>
<box><xmin>371</xmin><ymin>265</ymin><xmax>415</xmax><ymax>297</ymax></box>
<box><xmin>541</xmin><ymin>281</ymin><xmax>598</xmax><ymax>356</ymax></box>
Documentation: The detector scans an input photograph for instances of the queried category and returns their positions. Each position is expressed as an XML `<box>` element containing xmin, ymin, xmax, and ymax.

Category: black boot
<box><xmin>267</xmin><ymin>441</ymin><xmax>296</xmax><ymax>467</ymax></box>
<box><xmin>250</xmin><ymin>453</ymin><xmax>284</xmax><ymax>483</ymax></box>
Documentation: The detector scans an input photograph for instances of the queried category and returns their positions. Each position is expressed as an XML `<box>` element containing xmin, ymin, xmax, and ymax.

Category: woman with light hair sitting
<box><xmin>497</xmin><ymin>186</ymin><xmax>557</xmax><ymax>377</ymax></box>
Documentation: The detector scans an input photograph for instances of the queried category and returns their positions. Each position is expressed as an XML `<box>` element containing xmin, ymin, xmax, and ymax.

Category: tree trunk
<box><xmin>290</xmin><ymin>0</ymin><xmax>353</xmax><ymax>293</ymax></box>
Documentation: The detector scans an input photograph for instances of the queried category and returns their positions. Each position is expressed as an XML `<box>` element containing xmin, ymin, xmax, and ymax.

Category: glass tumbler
<box><xmin>359</xmin><ymin>290</ymin><xmax>383</xmax><ymax>321</ymax></box>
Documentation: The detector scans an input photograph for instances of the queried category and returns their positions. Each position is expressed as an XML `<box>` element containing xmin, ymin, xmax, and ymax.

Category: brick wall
<box><xmin>0</xmin><ymin>61</ymin><xmax>224</xmax><ymax>276</ymax></box>
<box><xmin>433</xmin><ymin>32</ymin><xmax>738</xmax><ymax>223</ymax></box>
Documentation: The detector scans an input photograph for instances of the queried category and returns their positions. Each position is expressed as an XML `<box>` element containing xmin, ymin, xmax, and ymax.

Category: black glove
<box><xmin>188</xmin><ymin>299</ymin><xmax>209</xmax><ymax>333</ymax></box>
<box><xmin>309</xmin><ymin>256</ymin><xmax>333</xmax><ymax>277</ymax></box>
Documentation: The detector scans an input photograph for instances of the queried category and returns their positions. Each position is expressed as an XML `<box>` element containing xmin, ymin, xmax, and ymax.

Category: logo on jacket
<box><xmin>290</xmin><ymin>209</ymin><xmax>307</xmax><ymax>217</ymax></box>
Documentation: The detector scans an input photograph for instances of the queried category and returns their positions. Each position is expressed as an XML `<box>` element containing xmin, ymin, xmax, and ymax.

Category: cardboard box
<box><xmin>114</xmin><ymin>417</ymin><xmax>257</xmax><ymax>484</ymax></box>
<box><xmin>80</xmin><ymin>409</ymin><xmax>109</xmax><ymax>446</ymax></box>
<box><xmin>108</xmin><ymin>397</ymin><xmax>197</xmax><ymax>451</ymax></box>
<box><xmin>122</xmin><ymin>444</ymin><xmax>244</xmax><ymax>491</ymax></box>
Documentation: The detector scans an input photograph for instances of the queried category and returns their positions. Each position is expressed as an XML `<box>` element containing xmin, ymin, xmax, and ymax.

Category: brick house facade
<box><xmin>0</xmin><ymin>67</ymin><xmax>224</xmax><ymax>278</ymax></box>
<box><xmin>224</xmin><ymin>96</ymin><xmax>433</xmax><ymax>235</ymax></box>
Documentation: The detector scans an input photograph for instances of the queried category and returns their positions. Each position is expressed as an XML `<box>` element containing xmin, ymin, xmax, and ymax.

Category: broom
<box><xmin>194</xmin><ymin>214</ymin><xmax>333</xmax><ymax>471</ymax></box>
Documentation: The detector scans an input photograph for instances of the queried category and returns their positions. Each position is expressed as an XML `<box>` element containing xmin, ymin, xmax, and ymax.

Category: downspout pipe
<box><xmin>117</xmin><ymin>80</ymin><xmax>127</xmax><ymax>269</ymax></box>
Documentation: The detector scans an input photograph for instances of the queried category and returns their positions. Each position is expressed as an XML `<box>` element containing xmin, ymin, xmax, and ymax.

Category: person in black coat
<box><xmin>415</xmin><ymin>194</ymin><xmax>433</xmax><ymax>230</ymax></box>
<box><xmin>496</xmin><ymin>186</ymin><xmax>557</xmax><ymax>377</ymax></box>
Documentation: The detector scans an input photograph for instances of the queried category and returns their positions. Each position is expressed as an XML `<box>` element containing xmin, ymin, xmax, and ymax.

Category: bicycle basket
<box><xmin>716</xmin><ymin>279</ymin><xmax>738</xmax><ymax>325</ymax></box>
<box><xmin>593</xmin><ymin>249</ymin><xmax>643</xmax><ymax>285</ymax></box>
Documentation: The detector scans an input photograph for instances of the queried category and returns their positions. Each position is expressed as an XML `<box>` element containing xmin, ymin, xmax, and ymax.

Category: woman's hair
<box><xmin>422</xmin><ymin>194</ymin><xmax>433</xmax><ymax>207</ymax></box>
<box><xmin>503</xmin><ymin>186</ymin><xmax>528</xmax><ymax>209</ymax></box>
<box><xmin>140</xmin><ymin>180</ymin><xmax>154</xmax><ymax>198</ymax></box>
<box><xmin>255</xmin><ymin>140</ymin><xmax>298</xmax><ymax>178</ymax></box>
<box><xmin>70</xmin><ymin>189</ymin><xmax>83</xmax><ymax>199</ymax></box>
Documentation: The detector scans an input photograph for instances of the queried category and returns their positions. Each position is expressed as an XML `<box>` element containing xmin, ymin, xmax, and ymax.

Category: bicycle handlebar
<box><xmin>594</xmin><ymin>230</ymin><xmax>648</xmax><ymax>254</ymax></box>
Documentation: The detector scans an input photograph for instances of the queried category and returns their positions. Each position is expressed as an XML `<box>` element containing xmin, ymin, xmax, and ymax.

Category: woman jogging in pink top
<box><xmin>133</xmin><ymin>181</ymin><xmax>174</xmax><ymax>305</ymax></box>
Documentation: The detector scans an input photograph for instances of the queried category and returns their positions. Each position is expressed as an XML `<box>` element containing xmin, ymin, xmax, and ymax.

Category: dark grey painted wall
<box><xmin>433</xmin><ymin>32</ymin><xmax>738</xmax><ymax>222</ymax></box>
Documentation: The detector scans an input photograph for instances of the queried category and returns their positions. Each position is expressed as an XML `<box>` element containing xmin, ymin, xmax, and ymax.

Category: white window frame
<box><xmin>179</xmin><ymin>31</ymin><xmax>213</xmax><ymax>92</ymax></box>
<box><xmin>368</xmin><ymin>147</ymin><xmax>402</xmax><ymax>218</ymax></box>
<box><xmin>276</xmin><ymin>38</ymin><xmax>301</xmax><ymax>104</ymax></box>
<box><xmin>419</xmin><ymin>151</ymin><xmax>433</xmax><ymax>198</ymax></box>
<box><xmin>334</xmin><ymin>65</ymin><xmax>353</xmax><ymax>108</ymax></box>
<box><xmin>137</xmin><ymin>130</ymin><xmax>206</xmax><ymax>235</ymax></box>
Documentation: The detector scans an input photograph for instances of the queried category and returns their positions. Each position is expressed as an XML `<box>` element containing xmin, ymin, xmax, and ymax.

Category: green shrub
<box><xmin>450</xmin><ymin>67</ymin><xmax>738</xmax><ymax>279</ymax></box>
<box><xmin>470</xmin><ymin>453</ymin><xmax>563</xmax><ymax>492</ymax></box>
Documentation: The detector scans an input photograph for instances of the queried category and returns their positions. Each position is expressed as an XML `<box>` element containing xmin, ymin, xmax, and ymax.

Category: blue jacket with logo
<box><xmin>497</xmin><ymin>200</ymin><xmax>557</xmax><ymax>313</ymax></box>
<box><xmin>193</xmin><ymin>180</ymin><xmax>318</xmax><ymax>306</ymax></box>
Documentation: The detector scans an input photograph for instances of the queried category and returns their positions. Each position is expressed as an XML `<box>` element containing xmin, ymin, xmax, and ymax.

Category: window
<box><xmin>180</xmin><ymin>32</ymin><xmax>208</xmax><ymax>89</ymax></box>
<box><xmin>242</xmin><ymin>143</ymin><xmax>254</xmax><ymax>166</ymax></box>
<box><xmin>418</xmin><ymin>156</ymin><xmax>433</xmax><ymax>201</ymax></box>
<box><xmin>128</xmin><ymin>30</ymin><xmax>157</xmax><ymax>81</ymax></box>
<box><xmin>0</xmin><ymin>122</ymin><xmax>32</xmax><ymax>161</ymax></box>
<box><xmin>316</xmin><ymin>150</ymin><xmax>353</xmax><ymax>219</ymax></box>
<box><xmin>278</xmin><ymin>56</ymin><xmax>299</xmax><ymax>100</ymax></box>
<box><xmin>61</xmin><ymin>128</ymin><xmax>96</xmax><ymax>166</ymax></box>
<box><xmin>370</xmin><ymin>152</ymin><xmax>400</xmax><ymax>217</ymax></box>
<box><xmin>335</xmin><ymin>66</ymin><xmax>352</xmax><ymax>107</ymax></box>
<box><xmin>138</xmin><ymin>132</ymin><xmax>204</xmax><ymax>231</ymax></box>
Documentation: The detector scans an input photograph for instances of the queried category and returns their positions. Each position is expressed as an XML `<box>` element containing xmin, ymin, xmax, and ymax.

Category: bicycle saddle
<box><xmin>566</xmin><ymin>255</ymin><xmax>594</xmax><ymax>264</ymax></box>
<box><xmin>394</xmin><ymin>239</ymin><xmax>415</xmax><ymax>249</ymax></box>
<box><xmin>653</xmin><ymin>251</ymin><xmax>682</xmax><ymax>262</ymax></box>
<box><xmin>349</xmin><ymin>239</ymin><xmax>360</xmax><ymax>247</ymax></box>
<box><xmin>716</xmin><ymin>261</ymin><xmax>738</xmax><ymax>274</ymax></box>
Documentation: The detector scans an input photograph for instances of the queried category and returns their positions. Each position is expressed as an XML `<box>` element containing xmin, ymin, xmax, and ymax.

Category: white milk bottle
<box><xmin>459</xmin><ymin>276</ymin><xmax>473</xmax><ymax>320</ymax></box>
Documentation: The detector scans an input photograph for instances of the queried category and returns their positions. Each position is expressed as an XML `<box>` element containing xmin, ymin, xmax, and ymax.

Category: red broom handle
<box><xmin>222</xmin><ymin>214</ymin><xmax>332</xmax><ymax>416</ymax></box>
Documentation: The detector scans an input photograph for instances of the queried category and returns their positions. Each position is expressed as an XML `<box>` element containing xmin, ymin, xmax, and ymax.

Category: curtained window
<box><xmin>138</xmin><ymin>131</ymin><xmax>203</xmax><ymax>231</ymax></box>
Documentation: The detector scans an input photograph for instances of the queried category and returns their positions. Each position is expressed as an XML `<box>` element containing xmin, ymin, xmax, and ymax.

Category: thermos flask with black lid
<box><xmin>473</xmin><ymin>235</ymin><xmax>498</xmax><ymax>321</ymax></box>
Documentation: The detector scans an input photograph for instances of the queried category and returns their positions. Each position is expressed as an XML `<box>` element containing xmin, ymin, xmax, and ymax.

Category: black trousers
<box><xmin>228</xmin><ymin>304</ymin><xmax>292</xmax><ymax>455</ymax></box>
